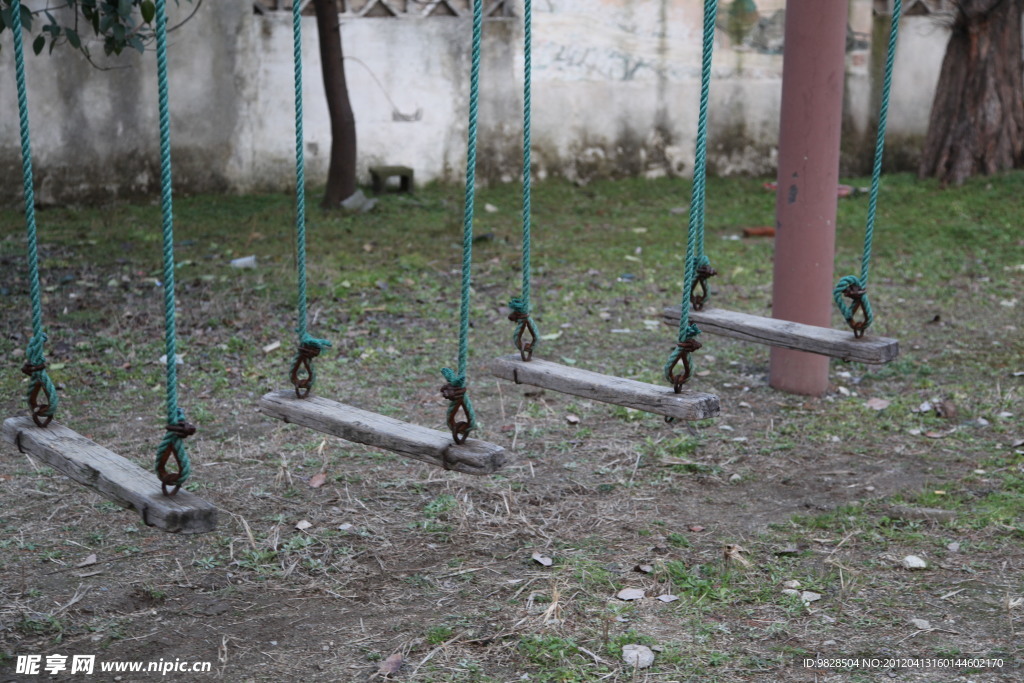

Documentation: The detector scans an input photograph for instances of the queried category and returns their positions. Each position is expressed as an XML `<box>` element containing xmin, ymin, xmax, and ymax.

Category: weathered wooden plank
<box><xmin>1</xmin><ymin>417</ymin><xmax>218</xmax><ymax>534</ymax></box>
<box><xmin>662</xmin><ymin>307</ymin><xmax>899</xmax><ymax>364</ymax></box>
<box><xmin>258</xmin><ymin>391</ymin><xmax>507</xmax><ymax>475</ymax></box>
<box><xmin>490</xmin><ymin>356</ymin><xmax>720</xmax><ymax>421</ymax></box>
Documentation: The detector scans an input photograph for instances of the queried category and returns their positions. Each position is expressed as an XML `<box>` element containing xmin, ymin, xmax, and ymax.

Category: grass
<box><xmin>1</xmin><ymin>173</ymin><xmax>1023</xmax><ymax>681</ymax></box>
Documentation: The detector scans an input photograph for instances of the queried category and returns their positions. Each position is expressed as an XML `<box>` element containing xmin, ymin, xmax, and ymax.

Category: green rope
<box><xmin>665</xmin><ymin>0</ymin><xmax>717</xmax><ymax>383</ymax></box>
<box><xmin>508</xmin><ymin>0</ymin><xmax>540</xmax><ymax>355</ymax></box>
<box><xmin>440</xmin><ymin>0</ymin><xmax>484</xmax><ymax>434</ymax></box>
<box><xmin>152</xmin><ymin>0</ymin><xmax>191</xmax><ymax>486</ymax></box>
<box><xmin>11</xmin><ymin>0</ymin><xmax>59</xmax><ymax>423</ymax></box>
<box><xmin>290</xmin><ymin>0</ymin><xmax>330</xmax><ymax>389</ymax></box>
<box><xmin>834</xmin><ymin>0</ymin><xmax>902</xmax><ymax>332</ymax></box>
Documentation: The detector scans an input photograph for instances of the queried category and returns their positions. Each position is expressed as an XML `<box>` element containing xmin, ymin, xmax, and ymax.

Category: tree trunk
<box><xmin>313</xmin><ymin>0</ymin><xmax>358</xmax><ymax>207</ymax></box>
<box><xmin>918</xmin><ymin>0</ymin><xmax>1024</xmax><ymax>185</ymax></box>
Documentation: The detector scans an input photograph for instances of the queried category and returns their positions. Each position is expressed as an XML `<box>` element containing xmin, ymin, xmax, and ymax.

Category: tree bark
<box><xmin>918</xmin><ymin>0</ymin><xmax>1024</xmax><ymax>185</ymax></box>
<box><xmin>312</xmin><ymin>0</ymin><xmax>358</xmax><ymax>207</ymax></box>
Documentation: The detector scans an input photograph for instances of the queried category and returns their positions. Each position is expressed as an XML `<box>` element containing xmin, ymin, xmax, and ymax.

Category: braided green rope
<box><xmin>665</xmin><ymin>0</ymin><xmax>718</xmax><ymax>383</ymax></box>
<box><xmin>440</xmin><ymin>0</ymin><xmax>484</xmax><ymax>434</ymax></box>
<box><xmin>508</xmin><ymin>0</ymin><xmax>539</xmax><ymax>354</ymax></box>
<box><xmin>290</xmin><ymin>0</ymin><xmax>330</xmax><ymax>388</ymax></box>
<box><xmin>152</xmin><ymin>0</ymin><xmax>191</xmax><ymax>486</ymax></box>
<box><xmin>11</xmin><ymin>0</ymin><xmax>59</xmax><ymax>423</ymax></box>
<box><xmin>834</xmin><ymin>0</ymin><xmax>902</xmax><ymax>332</ymax></box>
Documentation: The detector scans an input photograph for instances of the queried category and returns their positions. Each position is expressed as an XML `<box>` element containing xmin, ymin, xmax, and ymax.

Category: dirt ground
<box><xmin>1</xmin><ymin>178</ymin><xmax>1022</xmax><ymax>681</ymax></box>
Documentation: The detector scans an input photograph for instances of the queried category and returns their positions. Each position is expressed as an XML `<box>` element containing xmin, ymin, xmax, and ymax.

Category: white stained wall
<box><xmin>0</xmin><ymin>1</ymin><xmax>950</xmax><ymax>204</ymax></box>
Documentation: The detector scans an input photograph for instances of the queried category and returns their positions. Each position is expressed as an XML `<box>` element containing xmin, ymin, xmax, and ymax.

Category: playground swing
<box><xmin>663</xmin><ymin>0</ymin><xmax>901</xmax><ymax>366</ymax></box>
<box><xmin>1</xmin><ymin>0</ymin><xmax>216</xmax><ymax>534</ymax></box>
<box><xmin>490</xmin><ymin>0</ymin><xmax>719</xmax><ymax>422</ymax></box>
<box><xmin>259</xmin><ymin>0</ymin><xmax>506</xmax><ymax>475</ymax></box>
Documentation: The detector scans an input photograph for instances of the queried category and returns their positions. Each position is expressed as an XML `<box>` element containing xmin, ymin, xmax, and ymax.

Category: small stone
<box><xmin>822</xmin><ymin>639</ymin><xmax>837</xmax><ymax>646</ymax></box>
<box><xmin>947</xmin><ymin>542</ymin><xmax>960</xmax><ymax>552</ymax></box>
<box><xmin>729</xmin><ymin>473</ymin><xmax>741</xmax><ymax>483</ymax></box>
<box><xmin>656</xmin><ymin>594</ymin><xmax>678</xmax><ymax>603</ymax></box>
<box><xmin>781</xmin><ymin>588</ymin><xmax>800</xmax><ymax>597</ymax></box>
<box><xmin>902</xmin><ymin>555</ymin><xmax>928</xmax><ymax>570</ymax></box>
<box><xmin>622</xmin><ymin>644</ymin><xmax>655</xmax><ymax>669</ymax></box>
<box><xmin>911</xmin><ymin>618</ymin><xmax>931</xmax><ymax>630</ymax></box>
<box><xmin>616</xmin><ymin>588</ymin><xmax>645</xmax><ymax>601</ymax></box>
<box><xmin>11</xmin><ymin>348</ymin><xmax>24</xmax><ymax>358</ymax></box>
<box><xmin>801</xmin><ymin>591</ymin><xmax>822</xmax><ymax>604</ymax></box>
<box><xmin>782</xmin><ymin>580</ymin><xmax>801</xmax><ymax>589</ymax></box>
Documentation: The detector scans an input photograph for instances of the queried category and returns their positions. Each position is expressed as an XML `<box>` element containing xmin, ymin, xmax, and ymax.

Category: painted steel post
<box><xmin>769</xmin><ymin>0</ymin><xmax>850</xmax><ymax>396</ymax></box>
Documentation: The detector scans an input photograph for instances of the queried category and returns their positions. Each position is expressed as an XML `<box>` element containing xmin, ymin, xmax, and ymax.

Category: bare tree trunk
<box><xmin>918</xmin><ymin>0</ymin><xmax>1024</xmax><ymax>185</ymax></box>
<box><xmin>313</xmin><ymin>0</ymin><xmax>358</xmax><ymax>207</ymax></box>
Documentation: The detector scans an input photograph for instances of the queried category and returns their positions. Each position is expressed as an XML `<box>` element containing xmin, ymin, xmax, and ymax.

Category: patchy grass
<box><xmin>1</xmin><ymin>173</ymin><xmax>1022</xmax><ymax>680</ymax></box>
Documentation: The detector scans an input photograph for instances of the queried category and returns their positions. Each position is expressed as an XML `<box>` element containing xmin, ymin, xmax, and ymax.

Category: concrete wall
<box><xmin>0</xmin><ymin>0</ymin><xmax>951</xmax><ymax>204</ymax></box>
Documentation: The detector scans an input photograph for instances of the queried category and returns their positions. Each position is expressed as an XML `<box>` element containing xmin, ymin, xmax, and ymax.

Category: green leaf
<box><xmin>66</xmin><ymin>28</ymin><xmax>81</xmax><ymax>49</ymax></box>
<box><xmin>140</xmin><ymin>0</ymin><xmax>155</xmax><ymax>25</ymax></box>
<box><xmin>32</xmin><ymin>34</ymin><xmax>45</xmax><ymax>56</ymax></box>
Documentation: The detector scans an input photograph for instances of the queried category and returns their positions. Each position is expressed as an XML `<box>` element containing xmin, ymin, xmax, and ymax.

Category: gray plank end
<box><xmin>490</xmin><ymin>356</ymin><xmax>719</xmax><ymax>421</ymax></box>
<box><xmin>258</xmin><ymin>391</ymin><xmax>507</xmax><ymax>475</ymax></box>
<box><xmin>662</xmin><ymin>306</ymin><xmax>899</xmax><ymax>364</ymax></box>
<box><xmin>1</xmin><ymin>417</ymin><xmax>218</xmax><ymax>534</ymax></box>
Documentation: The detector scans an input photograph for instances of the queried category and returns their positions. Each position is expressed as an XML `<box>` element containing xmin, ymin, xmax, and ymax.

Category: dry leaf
<box><xmin>936</xmin><ymin>400</ymin><xmax>958</xmax><ymax>420</ymax></box>
<box><xmin>723</xmin><ymin>544</ymin><xmax>752</xmax><ymax>567</ymax></box>
<box><xmin>376</xmin><ymin>652</ymin><xmax>403</xmax><ymax>676</ymax></box>
<box><xmin>295</xmin><ymin>520</ymin><xmax>313</xmax><ymax>531</ymax></box>
<box><xmin>307</xmin><ymin>472</ymin><xmax>327</xmax><ymax>489</ymax></box>
<box><xmin>865</xmin><ymin>397</ymin><xmax>890</xmax><ymax>411</ymax></box>
<box><xmin>688</xmin><ymin>525</ymin><xmax>705</xmax><ymax>532</ymax></box>
<box><xmin>532</xmin><ymin>552</ymin><xmax>553</xmax><ymax>567</ymax></box>
<box><xmin>616</xmin><ymin>588</ymin><xmax>645</xmax><ymax>601</ymax></box>
<box><xmin>76</xmin><ymin>554</ymin><xmax>98</xmax><ymax>568</ymax></box>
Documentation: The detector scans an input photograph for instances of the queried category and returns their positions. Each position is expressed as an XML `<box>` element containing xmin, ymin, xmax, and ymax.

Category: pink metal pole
<box><xmin>769</xmin><ymin>0</ymin><xmax>849</xmax><ymax>396</ymax></box>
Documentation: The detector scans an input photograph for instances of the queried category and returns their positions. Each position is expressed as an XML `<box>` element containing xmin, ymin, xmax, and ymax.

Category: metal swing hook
<box><xmin>440</xmin><ymin>383</ymin><xmax>471</xmax><ymax>445</ymax></box>
<box><xmin>842</xmin><ymin>283</ymin><xmax>870</xmax><ymax>338</ymax></box>
<box><xmin>667</xmin><ymin>338</ymin><xmax>702</xmax><ymax>394</ymax></box>
<box><xmin>156</xmin><ymin>421</ymin><xmax>196</xmax><ymax>496</ymax></box>
<box><xmin>290</xmin><ymin>342</ymin><xmax>322</xmax><ymax>398</ymax></box>
<box><xmin>21</xmin><ymin>362</ymin><xmax>52</xmax><ymax>428</ymax></box>
<box><xmin>508</xmin><ymin>310</ymin><xmax>535</xmax><ymax>361</ymax></box>
<box><xmin>690</xmin><ymin>264</ymin><xmax>717</xmax><ymax>311</ymax></box>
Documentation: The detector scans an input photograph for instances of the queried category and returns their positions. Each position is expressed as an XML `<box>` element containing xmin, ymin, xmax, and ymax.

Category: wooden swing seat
<box><xmin>1</xmin><ymin>417</ymin><xmax>218</xmax><ymax>534</ymax></box>
<box><xmin>490</xmin><ymin>356</ymin><xmax>720</xmax><ymax>421</ymax></box>
<box><xmin>259</xmin><ymin>390</ymin><xmax>507</xmax><ymax>475</ymax></box>
<box><xmin>662</xmin><ymin>307</ymin><xmax>899</xmax><ymax>364</ymax></box>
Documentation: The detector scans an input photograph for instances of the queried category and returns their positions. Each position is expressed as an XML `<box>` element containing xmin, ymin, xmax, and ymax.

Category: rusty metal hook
<box><xmin>290</xmin><ymin>342</ymin><xmax>322</xmax><ymax>398</ymax></box>
<box><xmin>843</xmin><ymin>283</ymin><xmax>869</xmax><ymax>338</ymax></box>
<box><xmin>21</xmin><ymin>362</ymin><xmax>52</xmax><ymax>428</ymax></box>
<box><xmin>440</xmin><ymin>383</ymin><xmax>471</xmax><ymax>445</ymax></box>
<box><xmin>690</xmin><ymin>264</ymin><xmax>717</xmax><ymax>311</ymax></box>
<box><xmin>668</xmin><ymin>339</ymin><xmax>702</xmax><ymax>393</ymax></box>
<box><xmin>156</xmin><ymin>422</ymin><xmax>196</xmax><ymax>496</ymax></box>
<box><xmin>509</xmin><ymin>311</ymin><xmax>535</xmax><ymax>361</ymax></box>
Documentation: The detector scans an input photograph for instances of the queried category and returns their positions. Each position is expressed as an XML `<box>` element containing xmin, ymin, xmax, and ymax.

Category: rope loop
<box><xmin>440</xmin><ymin>367</ymin><xmax>476</xmax><ymax>445</ymax></box>
<box><xmin>833</xmin><ymin>276</ymin><xmax>873</xmax><ymax>338</ymax></box>
<box><xmin>290</xmin><ymin>335</ymin><xmax>331</xmax><ymax>398</ymax></box>
<box><xmin>155</xmin><ymin>419</ymin><xmax>195</xmax><ymax>496</ymax></box>
<box><xmin>508</xmin><ymin>297</ymin><xmax>539</xmax><ymax>361</ymax></box>
<box><xmin>690</xmin><ymin>259</ymin><xmax>717</xmax><ymax>311</ymax></box>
